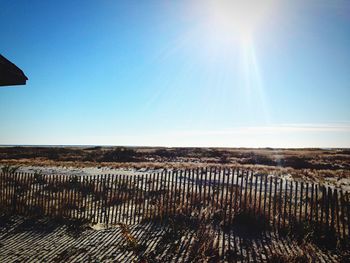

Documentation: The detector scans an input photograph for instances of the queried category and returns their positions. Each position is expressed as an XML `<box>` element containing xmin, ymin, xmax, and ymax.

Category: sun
<box><xmin>178</xmin><ymin>0</ymin><xmax>282</xmax><ymax>123</ymax></box>
<box><xmin>190</xmin><ymin>0</ymin><xmax>279</xmax><ymax>47</ymax></box>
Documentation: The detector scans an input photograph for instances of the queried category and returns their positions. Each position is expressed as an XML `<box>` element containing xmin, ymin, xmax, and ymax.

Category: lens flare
<box><xmin>184</xmin><ymin>0</ymin><xmax>279</xmax><ymax>121</ymax></box>
<box><xmin>190</xmin><ymin>0</ymin><xmax>279</xmax><ymax>46</ymax></box>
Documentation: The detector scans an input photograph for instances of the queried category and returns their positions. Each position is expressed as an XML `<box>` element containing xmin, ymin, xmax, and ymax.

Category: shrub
<box><xmin>1</xmin><ymin>164</ymin><xmax>20</xmax><ymax>174</ymax></box>
<box><xmin>230</xmin><ymin>208</ymin><xmax>271</xmax><ymax>236</ymax></box>
<box><xmin>99</xmin><ymin>148</ymin><xmax>138</xmax><ymax>162</ymax></box>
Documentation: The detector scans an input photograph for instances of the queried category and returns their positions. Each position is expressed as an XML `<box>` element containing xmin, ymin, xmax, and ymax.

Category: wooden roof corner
<box><xmin>0</xmin><ymin>54</ymin><xmax>28</xmax><ymax>86</ymax></box>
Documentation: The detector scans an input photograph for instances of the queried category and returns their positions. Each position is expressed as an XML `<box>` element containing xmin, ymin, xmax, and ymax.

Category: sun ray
<box><xmin>178</xmin><ymin>0</ymin><xmax>279</xmax><ymax>122</ymax></box>
<box><xmin>241</xmin><ymin>39</ymin><xmax>270</xmax><ymax>123</ymax></box>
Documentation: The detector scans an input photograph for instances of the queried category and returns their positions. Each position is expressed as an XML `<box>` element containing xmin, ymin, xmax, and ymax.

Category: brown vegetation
<box><xmin>1</xmin><ymin>168</ymin><xmax>348</xmax><ymax>259</ymax></box>
<box><xmin>1</xmin><ymin>147</ymin><xmax>349</xmax><ymax>189</ymax></box>
<box><xmin>1</xmin><ymin>146</ymin><xmax>349</xmax><ymax>170</ymax></box>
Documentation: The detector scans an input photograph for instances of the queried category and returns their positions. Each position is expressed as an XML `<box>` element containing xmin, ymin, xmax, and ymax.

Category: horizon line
<box><xmin>0</xmin><ymin>144</ymin><xmax>349</xmax><ymax>150</ymax></box>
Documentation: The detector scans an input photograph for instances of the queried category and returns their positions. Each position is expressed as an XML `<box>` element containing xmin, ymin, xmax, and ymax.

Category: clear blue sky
<box><xmin>1</xmin><ymin>0</ymin><xmax>350</xmax><ymax>147</ymax></box>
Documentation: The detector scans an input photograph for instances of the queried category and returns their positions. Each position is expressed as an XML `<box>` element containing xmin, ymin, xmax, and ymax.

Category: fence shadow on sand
<box><xmin>0</xmin><ymin>168</ymin><xmax>349</xmax><ymax>261</ymax></box>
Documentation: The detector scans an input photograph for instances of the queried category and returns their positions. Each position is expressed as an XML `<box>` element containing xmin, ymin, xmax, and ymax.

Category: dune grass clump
<box><xmin>269</xmin><ymin>251</ymin><xmax>309</xmax><ymax>263</ymax></box>
<box><xmin>286</xmin><ymin>219</ymin><xmax>344</xmax><ymax>251</ymax></box>
<box><xmin>1</xmin><ymin>165</ymin><xmax>20</xmax><ymax>175</ymax></box>
<box><xmin>230</xmin><ymin>208</ymin><xmax>271</xmax><ymax>237</ymax></box>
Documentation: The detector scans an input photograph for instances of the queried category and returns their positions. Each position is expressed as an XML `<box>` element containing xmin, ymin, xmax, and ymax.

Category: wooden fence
<box><xmin>0</xmin><ymin>168</ymin><xmax>349</xmax><ymax>241</ymax></box>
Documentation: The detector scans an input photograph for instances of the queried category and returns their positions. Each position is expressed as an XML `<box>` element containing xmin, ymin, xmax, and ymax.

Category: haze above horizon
<box><xmin>1</xmin><ymin>0</ymin><xmax>350</xmax><ymax>148</ymax></box>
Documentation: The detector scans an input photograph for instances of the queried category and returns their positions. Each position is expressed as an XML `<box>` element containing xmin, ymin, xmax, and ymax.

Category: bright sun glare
<box><xmin>193</xmin><ymin>0</ymin><xmax>279</xmax><ymax>46</ymax></box>
<box><xmin>182</xmin><ymin>0</ymin><xmax>281</xmax><ymax>123</ymax></box>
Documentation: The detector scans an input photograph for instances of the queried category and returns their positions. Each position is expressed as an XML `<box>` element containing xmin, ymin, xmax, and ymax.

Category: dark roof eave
<box><xmin>0</xmin><ymin>54</ymin><xmax>28</xmax><ymax>86</ymax></box>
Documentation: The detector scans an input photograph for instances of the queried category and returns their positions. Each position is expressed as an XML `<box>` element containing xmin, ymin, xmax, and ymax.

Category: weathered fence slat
<box><xmin>340</xmin><ymin>190</ymin><xmax>346</xmax><ymax>238</ymax></box>
<box><xmin>310</xmin><ymin>183</ymin><xmax>314</xmax><ymax>223</ymax></box>
<box><xmin>283</xmin><ymin>179</ymin><xmax>288</xmax><ymax>227</ymax></box>
<box><xmin>263</xmin><ymin>174</ymin><xmax>268</xmax><ymax>218</ymax></box>
<box><xmin>294</xmin><ymin>181</ymin><xmax>298</xmax><ymax>222</ymax></box>
<box><xmin>346</xmin><ymin>192</ymin><xmax>350</xmax><ymax>237</ymax></box>
<box><xmin>273</xmin><ymin>176</ymin><xmax>277</xmax><ymax>227</ymax></box>
<box><xmin>299</xmin><ymin>182</ymin><xmax>304</xmax><ymax>222</ymax></box>
<box><xmin>304</xmin><ymin>182</ymin><xmax>308</xmax><ymax>222</ymax></box>
<box><xmin>268</xmin><ymin>176</ymin><xmax>273</xmax><ymax>222</ymax></box>
<box><xmin>315</xmin><ymin>184</ymin><xmax>319</xmax><ymax>224</ymax></box>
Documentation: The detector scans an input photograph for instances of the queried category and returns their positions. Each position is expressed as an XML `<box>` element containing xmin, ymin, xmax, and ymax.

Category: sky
<box><xmin>0</xmin><ymin>0</ymin><xmax>350</xmax><ymax>148</ymax></box>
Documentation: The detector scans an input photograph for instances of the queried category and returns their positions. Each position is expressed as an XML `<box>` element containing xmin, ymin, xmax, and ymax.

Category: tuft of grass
<box><xmin>118</xmin><ymin>222</ymin><xmax>146</xmax><ymax>254</ymax></box>
<box><xmin>269</xmin><ymin>251</ymin><xmax>309</xmax><ymax>263</ymax></box>
<box><xmin>230</xmin><ymin>209</ymin><xmax>271</xmax><ymax>236</ymax></box>
<box><xmin>64</xmin><ymin>217</ymin><xmax>90</xmax><ymax>237</ymax></box>
<box><xmin>187</xmin><ymin>224</ymin><xmax>220</xmax><ymax>262</ymax></box>
<box><xmin>280</xmin><ymin>217</ymin><xmax>349</xmax><ymax>254</ymax></box>
<box><xmin>1</xmin><ymin>164</ymin><xmax>20</xmax><ymax>174</ymax></box>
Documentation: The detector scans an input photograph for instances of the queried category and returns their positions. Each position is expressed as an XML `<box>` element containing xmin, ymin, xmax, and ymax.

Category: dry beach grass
<box><xmin>0</xmin><ymin>146</ymin><xmax>349</xmax><ymax>262</ymax></box>
<box><xmin>1</xmin><ymin>146</ymin><xmax>349</xmax><ymax>189</ymax></box>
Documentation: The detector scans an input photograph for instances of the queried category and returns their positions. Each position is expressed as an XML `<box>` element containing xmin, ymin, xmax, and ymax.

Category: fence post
<box><xmin>56</xmin><ymin>174</ymin><xmax>60</xmax><ymax>218</ymax></box>
<box><xmin>178</xmin><ymin>169</ymin><xmax>183</xmax><ymax>216</ymax></box>
<box><xmin>223</xmin><ymin>168</ymin><xmax>229</xmax><ymax>225</ymax></box>
<box><xmin>299</xmin><ymin>182</ymin><xmax>304</xmax><ymax>222</ymax></box>
<box><xmin>222</xmin><ymin>168</ymin><xmax>230</xmax><ymax>257</ymax></box>
<box><xmin>94</xmin><ymin>175</ymin><xmax>99</xmax><ymax>223</ymax></box>
<box><xmin>220</xmin><ymin>168</ymin><xmax>226</xmax><ymax>213</ymax></box>
<box><xmin>34</xmin><ymin>173</ymin><xmax>40</xmax><ymax>216</ymax></box>
<box><xmin>134</xmin><ymin>173</ymin><xmax>140</xmax><ymax>224</ymax></box>
<box><xmin>273</xmin><ymin>176</ymin><xmax>278</xmax><ymax>227</ymax></box>
<box><xmin>48</xmin><ymin>174</ymin><xmax>54</xmax><ymax>217</ymax></box>
<box><xmin>234</xmin><ymin>169</ymin><xmax>239</xmax><ymax>215</ymax></box>
<box><xmin>12</xmin><ymin>172</ymin><xmax>17</xmax><ymax>214</ymax></box>
<box><xmin>248</xmin><ymin>170</ymin><xmax>253</xmax><ymax>210</ymax></box>
<box><xmin>199</xmin><ymin>168</ymin><xmax>203</xmax><ymax>208</ymax></box>
<box><xmin>288</xmin><ymin>180</ymin><xmax>293</xmax><ymax>225</ymax></box>
<box><xmin>278</xmin><ymin>178</ymin><xmax>282</xmax><ymax>229</ymax></box>
<box><xmin>315</xmin><ymin>184</ymin><xmax>319</xmax><ymax>225</ymax></box>
<box><xmin>19</xmin><ymin>173</ymin><xmax>25</xmax><ymax>214</ymax></box>
<box><xmin>340</xmin><ymin>190</ymin><xmax>346</xmax><ymax>239</ymax></box>
<box><xmin>320</xmin><ymin>186</ymin><xmax>325</xmax><ymax>226</ymax></box>
<box><xmin>82</xmin><ymin>176</ymin><xmax>88</xmax><ymax>220</ymax></box>
<box><xmin>130</xmin><ymin>174</ymin><xmax>134</xmax><ymax>224</ymax></box>
<box><xmin>202</xmin><ymin>168</ymin><xmax>207</xmax><ymax>210</ymax></box>
<box><xmin>268</xmin><ymin>176</ymin><xmax>273</xmax><ymax>223</ymax></box>
<box><xmin>346</xmin><ymin>192</ymin><xmax>350</xmax><ymax>239</ymax></box>
<box><xmin>217</xmin><ymin>167</ymin><xmax>222</xmax><ymax>214</ymax></box>
<box><xmin>175</xmin><ymin>170</ymin><xmax>179</xmax><ymax>216</ymax></box>
<box><xmin>305</xmin><ymin>182</ymin><xmax>309</xmax><ymax>221</ymax></box>
<box><xmin>106</xmin><ymin>174</ymin><xmax>112</xmax><ymax>225</ymax></box>
<box><xmin>170</xmin><ymin>170</ymin><xmax>174</xmax><ymax>217</ymax></box>
<box><xmin>325</xmin><ymin>187</ymin><xmax>330</xmax><ymax>228</ymax></box>
<box><xmin>244</xmin><ymin>170</ymin><xmax>248</xmax><ymax>211</ymax></box>
<box><xmin>263</xmin><ymin>174</ymin><xmax>268</xmax><ymax>218</ymax></box>
<box><xmin>211</xmin><ymin>168</ymin><xmax>217</xmax><ymax>213</ymax></box>
<box><xmin>330</xmin><ymin>187</ymin><xmax>335</xmax><ymax>230</ymax></box>
<box><xmin>117</xmin><ymin>174</ymin><xmax>124</xmax><ymax>223</ymax></box>
<box><xmin>184</xmin><ymin>169</ymin><xmax>190</xmax><ymax>216</ymax></box>
<box><xmin>18</xmin><ymin>172</ymin><xmax>24</xmax><ymax>215</ymax></box>
<box><xmin>101</xmin><ymin>175</ymin><xmax>107</xmax><ymax>223</ymax></box>
<box><xmin>229</xmin><ymin>168</ymin><xmax>235</xmax><ymax>226</ymax></box>
<box><xmin>239</xmin><ymin>169</ymin><xmax>244</xmax><ymax>212</ymax></box>
<box><xmin>253</xmin><ymin>172</ymin><xmax>258</xmax><ymax>215</ymax></box>
<box><xmin>334</xmin><ymin>189</ymin><xmax>340</xmax><ymax>236</ymax></box>
<box><xmin>73</xmin><ymin>176</ymin><xmax>78</xmax><ymax>219</ymax></box>
<box><xmin>310</xmin><ymin>183</ymin><xmax>314</xmax><ymax>223</ymax></box>
<box><xmin>165</xmin><ymin>171</ymin><xmax>170</xmax><ymax>219</ymax></box>
<box><xmin>141</xmin><ymin>173</ymin><xmax>146</xmax><ymax>223</ymax></box>
<box><xmin>129</xmin><ymin>174</ymin><xmax>136</xmax><ymax>224</ymax></box>
<box><xmin>258</xmin><ymin>173</ymin><xmax>263</xmax><ymax>214</ymax></box>
<box><xmin>283</xmin><ymin>179</ymin><xmax>288</xmax><ymax>228</ymax></box>
<box><xmin>0</xmin><ymin>172</ymin><xmax>2</xmax><ymax>208</ymax></box>
<box><xmin>294</xmin><ymin>181</ymin><xmax>298</xmax><ymax>222</ymax></box>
